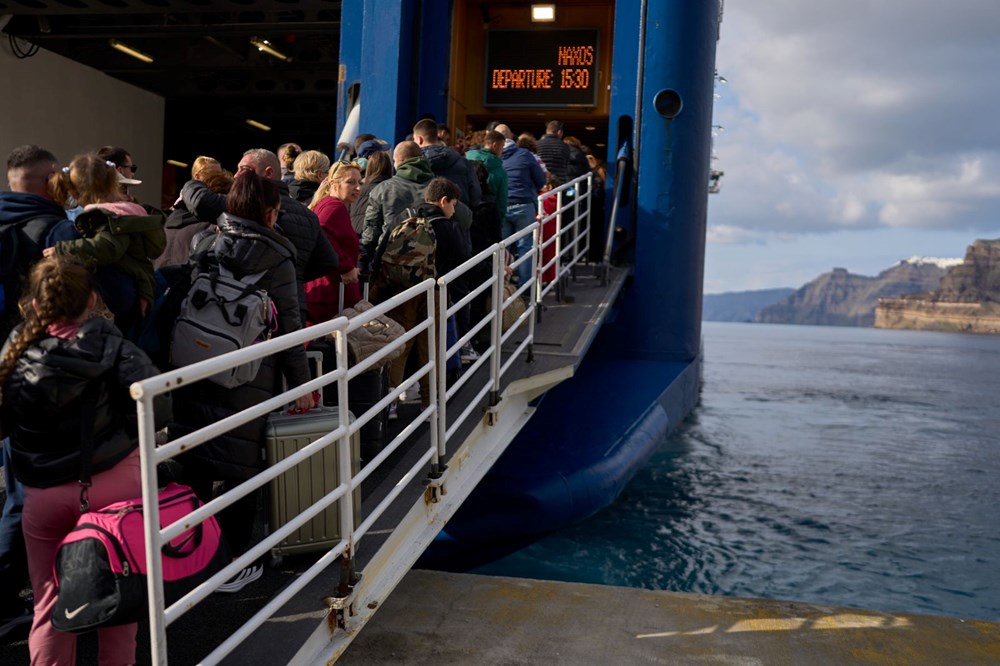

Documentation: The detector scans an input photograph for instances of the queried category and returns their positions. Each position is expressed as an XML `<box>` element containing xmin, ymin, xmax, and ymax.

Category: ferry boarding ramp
<box><xmin>0</xmin><ymin>174</ymin><xmax>625</xmax><ymax>666</ymax></box>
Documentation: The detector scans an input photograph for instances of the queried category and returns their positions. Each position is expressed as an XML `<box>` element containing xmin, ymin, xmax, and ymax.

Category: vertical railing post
<box><xmin>436</xmin><ymin>278</ymin><xmax>449</xmax><ymax>461</ymax></box>
<box><xmin>490</xmin><ymin>246</ymin><xmax>503</xmax><ymax>405</ymax></box>
<box><xmin>532</xmin><ymin>223</ymin><xmax>543</xmax><ymax>324</ymax></box>
<box><xmin>555</xmin><ymin>190</ymin><xmax>564</xmax><ymax>301</ymax></box>
<box><xmin>527</xmin><ymin>224</ymin><xmax>537</xmax><ymax>364</ymax></box>
<box><xmin>333</xmin><ymin>326</ymin><xmax>355</xmax><ymax>561</ymax></box>
<box><xmin>426</xmin><ymin>284</ymin><xmax>442</xmax><ymax>467</ymax></box>
<box><xmin>584</xmin><ymin>173</ymin><xmax>593</xmax><ymax>262</ymax></box>
<box><xmin>135</xmin><ymin>390</ymin><xmax>168</xmax><ymax>666</ymax></box>
<box><xmin>573</xmin><ymin>180</ymin><xmax>582</xmax><ymax>278</ymax></box>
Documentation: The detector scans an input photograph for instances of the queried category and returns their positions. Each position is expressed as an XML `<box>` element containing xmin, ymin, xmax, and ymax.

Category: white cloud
<box><xmin>711</xmin><ymin>0</ymin><xmax>1000</xmax><ymax>241</ymax></box>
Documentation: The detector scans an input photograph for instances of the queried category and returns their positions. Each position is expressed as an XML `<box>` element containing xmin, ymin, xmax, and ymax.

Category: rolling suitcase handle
<box><xmin>337</xmin><ymin>277</ymin><xmax>369</xmax><ymax>316</ymax></box>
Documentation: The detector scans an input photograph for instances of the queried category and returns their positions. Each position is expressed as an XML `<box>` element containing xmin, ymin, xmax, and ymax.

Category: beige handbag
<box><xmin>339</xmin><ymin>299</ymin><xmax>406</xmax><ymax>367</ymax></box>
<box><xmin>501</xmin><ymin>282</ymin><xmax>527</xmax><ymax>332</ymax></box>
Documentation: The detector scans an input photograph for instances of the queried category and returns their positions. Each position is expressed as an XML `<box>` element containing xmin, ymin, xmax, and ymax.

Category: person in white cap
<box><xmin>97</xmin><ymin>145</ymin><xmax>142</xmax><ymax>202</ymax></box>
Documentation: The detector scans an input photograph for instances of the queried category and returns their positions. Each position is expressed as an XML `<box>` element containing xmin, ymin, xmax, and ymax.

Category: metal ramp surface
<box><xmin>0</xmin><ymin>264</ymin><xmax>628</xmax><ymax>666</ymax></box>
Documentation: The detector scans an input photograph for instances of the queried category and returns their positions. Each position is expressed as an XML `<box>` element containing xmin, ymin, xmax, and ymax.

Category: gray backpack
<box><xmin>169</xmin><ymin>266</ymin><xmax>275</xmax><ymax>388</ymax></box>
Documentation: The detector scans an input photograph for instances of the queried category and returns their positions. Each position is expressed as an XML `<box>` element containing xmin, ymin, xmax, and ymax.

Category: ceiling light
<box><xmin>166</xmin><ymin>159</ymin><xmax>189</xmax><ymax>168</ymax></box>
<box><xmin>246</xmin><ymin>119</ymin><xmax>271</xmax><ymax>132</ymax></box>
<box><xmin>110</xmin><ymin>39</ymin><xmax>153</xmax><ymax>64</ymax></box>
<box><xmin>531</xmin><ymin>4</ymin><xmax>556</xmax><ymax>22</ymax></box>
<box><xmin>250</xmin><ymin>37</ymin><xmax>291</xmax><ymax>62</ymax></box>
<box><xmin>584</xmin><ymin>125</ymin><xmax>596</xmax><ymax>131</ymax></box>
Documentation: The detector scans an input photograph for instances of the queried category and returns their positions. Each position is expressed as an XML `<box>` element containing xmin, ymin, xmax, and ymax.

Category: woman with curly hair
<box><xmin>0</xmin><ymin>256</ymin><xmax>169</xmax><ymax>665</ymax></box>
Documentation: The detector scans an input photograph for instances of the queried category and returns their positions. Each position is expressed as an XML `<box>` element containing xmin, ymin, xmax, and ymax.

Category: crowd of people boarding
<box><xmin>0</xmin><ymin>117</ymin><xmax>606</xmax><ymax>664</ymax></box>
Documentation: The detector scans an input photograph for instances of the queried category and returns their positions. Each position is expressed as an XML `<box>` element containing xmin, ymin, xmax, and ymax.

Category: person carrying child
<box><xmin>0</xmin><ymin>255</ymin><xmax>170</xmax><ymax>666</ymax></box>
<box><xmin>44</xmin><ymin>153</ymin><xmax>166</xmax><ymax>339</ymax></box>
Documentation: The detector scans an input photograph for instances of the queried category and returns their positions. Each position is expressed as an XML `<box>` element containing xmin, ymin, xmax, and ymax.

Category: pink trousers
<box><xmin>22</xmin><ymin>449</ymin><xmax>141</xmax><ymax>666</ymax></box>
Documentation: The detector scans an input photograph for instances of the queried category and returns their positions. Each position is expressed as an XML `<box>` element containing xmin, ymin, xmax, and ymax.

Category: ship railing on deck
<box><xmin>535</xmin><ymin>173</ymin><xmax>594</xmax><ymax>303</ymax></box>
<box><xmin>127</xmin><ymin>173</ymin><xmax>593</xmax><ymax>665</ymax></box>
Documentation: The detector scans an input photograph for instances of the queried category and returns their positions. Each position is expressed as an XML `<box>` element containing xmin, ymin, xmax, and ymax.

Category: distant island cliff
<box><xmin>755</xmin><ymin>258</ymin><xmax>955</xmax><ymax>327</ymax></box>
<box><xmin>875</xmin><ymin>240</ymin><xmax>1000</xmax><ymax>334</ymax></box>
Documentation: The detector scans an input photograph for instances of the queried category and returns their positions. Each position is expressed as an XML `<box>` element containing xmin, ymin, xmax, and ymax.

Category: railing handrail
<box><xmin>133</xmin><ymin>178</ymin><xmax>595</xmax><ymax>664</ymax></box>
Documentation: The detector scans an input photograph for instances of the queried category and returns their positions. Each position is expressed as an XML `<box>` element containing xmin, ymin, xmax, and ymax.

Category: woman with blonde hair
<box><xmin>288</xmin><ymin>149</ymin><xmax>331</xmax><ymax>204</ymax></box>
<box><xmin>304</xmin><ymin>161</ymin><xmax>362</xmax><ymax>323</ymax></box>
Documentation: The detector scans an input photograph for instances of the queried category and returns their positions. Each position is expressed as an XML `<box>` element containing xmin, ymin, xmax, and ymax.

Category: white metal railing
<box><xmin>129</xmin><ymin>173</ymin><xmax>593</xmax><ymax>664</ymax></box>
<box><xmin>536</xmin><ymin>173</ymin><xmax>593</xmax><ymax>303</ymax></box>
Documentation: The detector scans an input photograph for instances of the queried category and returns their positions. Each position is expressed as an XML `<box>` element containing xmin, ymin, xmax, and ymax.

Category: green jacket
<box><xmin>465</xmin><ymin>148</ymin><xmax>508</xmax><ymax>217</ymax></box>
<box><xmin>56</xmin><ymin>208</ymin><xmax>166</xmax><ymax>305</ymax></box>
<box><xmin>361</xmin><ymin>156</ymin><xmax>434</xmax><ymax>267</ymax></box>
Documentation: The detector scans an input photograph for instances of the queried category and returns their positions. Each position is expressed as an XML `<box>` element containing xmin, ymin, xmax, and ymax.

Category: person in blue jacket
<box><xmin>496</xmin><ymin>124</ymin><xmax>546</xmax><ymax>293</ymax></box>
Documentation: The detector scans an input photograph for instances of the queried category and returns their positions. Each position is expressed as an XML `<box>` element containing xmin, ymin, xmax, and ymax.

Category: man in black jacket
<box><xmin>185</xmin><ymin>148</ymin><xmax>340</xmax><ymax>324</ymax></box>
<box><xmin>0</xmin><ymin>145</ymin><xmax>67</xmax><ymax>641</ymax></box>
<box><xmin>413</xmin><ymin>118</ymin><xmax>481</xmax><ymax>209</ymax></box>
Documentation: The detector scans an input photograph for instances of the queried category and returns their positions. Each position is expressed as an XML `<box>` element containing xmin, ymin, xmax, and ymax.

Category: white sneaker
<box><xmin>460</xmin><ymin>344</ymin><xmax>480</xmax><ymax>364</ymax></box>
<box><xmin>216</xmin><ymin>563</ymin><xmax>263</xmax><ymax>594</ymax></box>
<box><xmin>400</xmin><ymin>385</ymin><xmax>421</xmax><ymax>403</ymax></box>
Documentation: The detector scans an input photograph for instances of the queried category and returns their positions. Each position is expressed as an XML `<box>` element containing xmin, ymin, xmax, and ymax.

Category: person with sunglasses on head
<box><xmin>304</xmin><ymin>160</ymin><xmax>363</xmax><ymax>322</ymax></box>
<box><xmin>97</xmin><ymin>146</ymin><xmax>141</xmax><ymax>203</ymax></box>
<box><xmin>182</xmin><ymin>148</ymin><xmax>340</xmax><ymax>326</ymax></box>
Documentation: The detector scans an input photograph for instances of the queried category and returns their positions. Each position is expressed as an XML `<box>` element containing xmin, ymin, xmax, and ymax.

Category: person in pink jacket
<box><xmin>304</xmin><ymin>161</ymin><xmax>363</xmax><ymax>323</ymax></box>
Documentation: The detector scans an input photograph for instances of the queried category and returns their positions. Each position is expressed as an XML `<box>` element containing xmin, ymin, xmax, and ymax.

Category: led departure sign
<box><xmin>485</xmin><ymin>29</ymin><xmax>599</xmax><ymax>107</ymax></box>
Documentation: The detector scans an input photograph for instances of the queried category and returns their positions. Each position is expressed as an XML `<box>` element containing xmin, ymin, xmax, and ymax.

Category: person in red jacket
<box><xmin>305</xmin><ymin>161</ymin><xmax>363</xmax><ymax>323</ymax></box>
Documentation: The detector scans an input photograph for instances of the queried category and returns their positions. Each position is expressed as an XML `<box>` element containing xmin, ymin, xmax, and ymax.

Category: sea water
<box><xmin>476</xmin><ymin>322</ymin><xmax>1000</xmax><ymax>621</ymax></box>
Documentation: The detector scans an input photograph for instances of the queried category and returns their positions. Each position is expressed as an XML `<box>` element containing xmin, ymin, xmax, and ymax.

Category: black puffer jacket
<box><xmin>288</xmin><ymin>178</ymin><xmax>319</xmax><ymax>205</ymax></box>
<box><xmin>156</xmin><ymin>200</ymin><xmax>215</xmax><ymax>269</ymax></box>
<box><xmin>422</xmin><ymin>144</ymin><xmax>482</xmax><ymax>207</ymax></box>
<box><xmin>183</xmin><ymin>180</ymin><xmax>340</xmax><ymax>324</ymax></box>
<box><xmin>170</xmin><ymin>213</ymin><xmax>310</xmax><ymax>480</ymax></box>
<box><xmin>0</xmin><ymin>317</ymin><xmax>170</xmax><ymax>488</ymax></box>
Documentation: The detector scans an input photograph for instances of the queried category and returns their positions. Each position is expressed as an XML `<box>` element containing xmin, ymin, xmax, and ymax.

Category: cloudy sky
<box><xmin>705</xmin><ymin>0</ymin><xmax>1000</xmax><ymax>293</ymax></box>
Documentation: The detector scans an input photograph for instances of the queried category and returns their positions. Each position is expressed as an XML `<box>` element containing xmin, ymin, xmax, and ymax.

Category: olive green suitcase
<box><xmin>265</xmin><ymin>405</ymin><xmax>361</xmax><ymax>559</ymax></box>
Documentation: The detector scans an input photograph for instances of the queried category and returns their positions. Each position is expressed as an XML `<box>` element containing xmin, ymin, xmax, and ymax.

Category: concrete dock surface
<box><xmin>339</xmin><ymin>570</ymin><xmax>1000</xmax><ymax>665</ymax></box>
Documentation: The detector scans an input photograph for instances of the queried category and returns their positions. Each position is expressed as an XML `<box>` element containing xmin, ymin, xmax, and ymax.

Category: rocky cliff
<box><xmin>756</xmin><ymin>260</ymin><xmax>950</xmax><ymax>326</ymax></box>
<box><xmin>875</xmin><ymin>240</ymin><xmax>1000</xmax><ymax>333</ymax></box>
<box><xmin>703</xmin><ymin>288</ymin><xmax>795</xmax><ymax>322</ymax></box>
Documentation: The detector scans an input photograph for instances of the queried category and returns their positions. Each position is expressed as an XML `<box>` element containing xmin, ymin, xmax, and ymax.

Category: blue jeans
<box><xmin>0</xmin><ymin>438</ymin><xmax>27</xmax><ymax>616</ymax></box>
<box><xmin>502</xmin><ymin>202</ymin><xmax>537</xmax><ymax>292</ymax></box>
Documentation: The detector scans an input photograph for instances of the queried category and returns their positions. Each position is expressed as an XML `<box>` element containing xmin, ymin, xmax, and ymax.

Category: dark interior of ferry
<box><xmin>1</xmin><ymin>0</ymin><xmax>611</xmax><ymax>187</ymax></box>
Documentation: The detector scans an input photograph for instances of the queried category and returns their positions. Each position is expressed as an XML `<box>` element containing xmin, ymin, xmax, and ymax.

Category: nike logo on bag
<box><xmin>64</xmin><ymin>603</ymin><xmax>90</xmax><ymax>620</ymax></box>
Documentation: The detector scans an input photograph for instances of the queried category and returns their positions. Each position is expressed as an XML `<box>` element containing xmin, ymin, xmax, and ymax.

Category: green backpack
<box><xmin>379</xmin><ymin>214</ymin><xmax>437</xmax><ymax>288</ymax></box>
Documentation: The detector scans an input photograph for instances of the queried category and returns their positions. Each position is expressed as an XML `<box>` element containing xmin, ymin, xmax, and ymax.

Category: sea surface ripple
<box><xmin>476</xmin><ymin>323</ymin><xmax>1000</xmax><ymax>621</ymax></box>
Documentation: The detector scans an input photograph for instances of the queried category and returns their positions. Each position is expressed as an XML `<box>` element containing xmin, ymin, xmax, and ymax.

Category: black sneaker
<box><xmin>216</xmin><ymin>563</ymin><xmax>263</xmax><ymax>594</ymax></box>
<box><xmin>0</xmin><ymin>605</ymin><xmax>32</xmax><ymax>643</ymax></box>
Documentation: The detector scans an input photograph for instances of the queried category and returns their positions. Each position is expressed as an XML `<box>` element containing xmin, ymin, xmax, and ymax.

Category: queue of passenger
<box><xmin>0</xmin><ymin>117</ymin><xmax>603</xmax><ymax>661</ymax></box>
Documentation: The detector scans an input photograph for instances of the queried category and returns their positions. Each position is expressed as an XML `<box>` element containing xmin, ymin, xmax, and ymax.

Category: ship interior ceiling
<box><xmin>2</xmin><ymin>0</ymin><xmax>612</xmax><ymax>183</ymax></box>
<box><xmin>1</xmin><ymin>1</ymin><xmax>345</xmax><ymax>172</ymax></box>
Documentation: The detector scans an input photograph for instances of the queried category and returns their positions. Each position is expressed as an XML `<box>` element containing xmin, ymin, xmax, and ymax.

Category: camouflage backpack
<box><xmin>379</xmin><ymin>214</ymin><xmax>436</xmax><ymax>289</ymax></box>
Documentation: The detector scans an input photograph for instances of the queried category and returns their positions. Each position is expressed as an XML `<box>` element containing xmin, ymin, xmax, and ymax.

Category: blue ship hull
<box><xmin>339</xmin><ymin>0</ymin><xmax>720</xmax><ymax>562</ymax></box>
